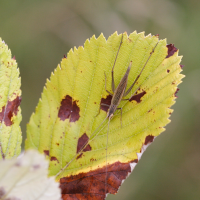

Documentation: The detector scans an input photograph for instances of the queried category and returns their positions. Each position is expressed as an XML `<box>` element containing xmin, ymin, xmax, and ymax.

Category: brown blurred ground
<box><xmin>0</xmin><ymin>0</ymin><xmax>199</xmax><ymax>199</ymax></box>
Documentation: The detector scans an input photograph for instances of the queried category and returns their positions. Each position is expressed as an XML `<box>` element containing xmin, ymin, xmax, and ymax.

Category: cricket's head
<box><xmin>108</xmin><ymin>113</ymin><xmax>113</xmax><ymax>120</ymax></box>
<box><xmin>107</xmin><ymin>105</ymin><xmax>115</xmax><ymax>119</ymax></box>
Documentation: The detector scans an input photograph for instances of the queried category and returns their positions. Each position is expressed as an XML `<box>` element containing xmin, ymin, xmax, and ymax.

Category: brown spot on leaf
<box><xmin>58</xmin><ymin>95</ymin><xmax>80</xmax><ymax>122</ymax></box>
<box><xmin>60</xmin><ymin>161</ymin><xmax>133</xmax><ymax>200</ymax></box>
<box><xmin>175</xmin><ymin>88</ymin><xmax>180</xmax><ymax>97</ymax></box>
<box><xmin>144</xmin><ymin>135</ymin><xmax>154</xmax><ymax>145</ymax></box>
<box><xmin>166</xmin><ymin>44</ymin><xmax>178</xmax><ymax>58</ymax></box>
<box><xmin>64</xmin><ymin>54</ymin><xmax>67</xmax><ymax>58</ymax></box>
<box><xmin>100</xmin><ymin>95</ymin><xmax>112</xmax><ymax>112</ymax></box>
<box><xmin>44</xmin><ymin>150</ymin><xmax>49</xmax><ymax>156</ymax></box>
<box><xmin>51</xmin><ymin>156</ymin><xmax>59</xmax><ymax>163</ymax></box>
<box><xmin>167</xmin><ymin>69</ymin><xmax>170</xmax><ymax>73</ymax></box>
<box><xmin>0</xmin><ymin>96</ymin><xmax>21</xmax><ymax>126</ymax></box>
<box><xmin>90</xmin><ymin>158</ymin><xmax>97</xmax><ymax>162</ymax></box>
<box><xmin>77</xmin><ymin>133</ymin><xmax>91</xmax><ymax>159</ymax></box>
<box><xmin>129</xmin><ymin>91</ymin><xmax>146</xmax><ymax>103</ymax></box>
<box><xmin>155</xmin><ymin>34</ymin><xmax>159</xmax><ymax>38</ymax></box>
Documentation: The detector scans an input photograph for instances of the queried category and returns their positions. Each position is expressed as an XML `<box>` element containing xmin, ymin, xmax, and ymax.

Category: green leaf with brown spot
<box><xmin>25</xmin><ymin>32</ymin><xmax>184</xmax><ymax>199</ymax></box>
<box><xmin>0</xmin><ymin>38</ymin><xmax>22</xmax><ymax>159</ymax></box>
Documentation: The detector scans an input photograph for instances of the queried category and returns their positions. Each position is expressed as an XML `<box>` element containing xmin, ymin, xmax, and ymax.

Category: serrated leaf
<box><xmin>0</xmin><ymin>38</ymin><xmax>22</xmax><ymax>159</ymax></box>
<box><xmin>0</xmin><ymin>150</ymin><xmax>61</xmax><ymax>200</ymax></box>
<box><xmin>25</xmin><ymin>32</ymin><xmax>184</xmax><ymax>199</ymax></box>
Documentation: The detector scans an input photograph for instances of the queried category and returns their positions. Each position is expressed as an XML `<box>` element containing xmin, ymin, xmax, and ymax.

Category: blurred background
<box><xmin>0</xmin><ymin>0</ymin><xmax>199</xmax><ymax>199</ymax></box>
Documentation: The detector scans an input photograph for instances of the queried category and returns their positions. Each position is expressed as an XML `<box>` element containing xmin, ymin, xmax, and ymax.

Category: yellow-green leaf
<box><xmin>0</xmin><ymin>38</ymin><xmax>22</xmax><ymax>159</ymax></box>
<box><xmin>25</xmin><ymin>32</ymin><xmax>184</xmax><ymax>199</ymax></box>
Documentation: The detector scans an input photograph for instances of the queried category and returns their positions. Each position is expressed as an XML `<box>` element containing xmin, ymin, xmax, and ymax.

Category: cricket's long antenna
<box><xmin>89</xmin><ymin>116</ymin><xmax>108</xmax><ymax>141</ymax></box>
<box><xmin>55</xmin><ymin>116</ymin><xmax>108</xmax><ymax>178</ymax></box>
<box><xmin>105</xmin><ymin>117</ymin><xmax>111</xmax><ymax>196</ymax></box>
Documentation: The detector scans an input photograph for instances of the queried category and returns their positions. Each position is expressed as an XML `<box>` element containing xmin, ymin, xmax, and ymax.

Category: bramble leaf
<box><xmin>25</xmin><ymin>32</ymin><xmax>184</xmax><ymax>199</ymax></box>
<box><xmin>0</xmin><ymin>38</ymin><xmax>22</xmax><ymax>159</ymax></box>
<box><xmin>0</xmin><ymin>150</ymin><xmax>61</xmax><ymax>200</ymax></box>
